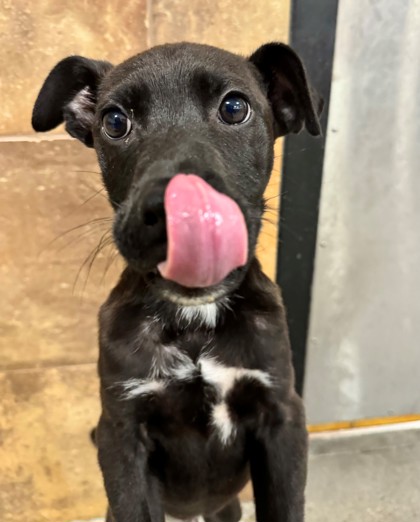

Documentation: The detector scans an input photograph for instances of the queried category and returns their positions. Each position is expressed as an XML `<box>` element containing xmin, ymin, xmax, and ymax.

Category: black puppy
<box><xmin>32</xmin><ymin>42</ymin><xmax>322</xmax><ymax>522</ymax></box>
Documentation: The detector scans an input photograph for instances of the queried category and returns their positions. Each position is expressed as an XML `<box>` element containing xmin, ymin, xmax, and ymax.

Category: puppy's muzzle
<box><xmin>113</xmin><ymin>177</ymin><xmax>168</xmax><ymax>273</ymax></box>
<box><xmin>113</xmin><ymin>171</ymin><xmax>248</xmax><ymax>289</ymax></box>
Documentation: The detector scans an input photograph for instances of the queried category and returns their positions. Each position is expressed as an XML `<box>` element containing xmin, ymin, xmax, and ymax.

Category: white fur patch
<box><xmin>120</xmin><ymin>378</ymin><xmax>165</xmax><ymax>399</ymax></box>
<box><xmin>120</xmin><ymin>345</ymin><xmax>196</xmax><ymax>399</ymax></box>
<box><xmin>200</xmin><ymin>356</ymin><xmax>272</xmax><ymax>445</ymax></box>
<box><xmin>178</xmin><ymin>302</ymin><xmax>220</xmax><ymax>328</ymax></box>
<box><xmin>254</xmin><ymin>316</ymin><xmax>270</xmax><ymax>330</ymax></box>
<box><xmin>150</xmin><ymin>344</ymin><xmax>196</xmax><ymax>380</ymax></box>
<box><xmin>200</xmin><ymin>357</ymin><xmax>272</xmax><ymax>394</ymax></box>
<box><xmin>66</xmin><ymin>87</ymin><xmax>95</xmax><ymax>127</ymax></box>
<box><xmin>212</xmin><ymin>401</ymin><xmax>236</xmax><ymax>445</ymax></box>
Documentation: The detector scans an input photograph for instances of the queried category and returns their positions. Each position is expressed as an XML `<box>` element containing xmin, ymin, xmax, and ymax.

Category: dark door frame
<box><xmin>276</xmin><ymin>0</ymin><xmax>340</xmax><ymax>395</ymax></box>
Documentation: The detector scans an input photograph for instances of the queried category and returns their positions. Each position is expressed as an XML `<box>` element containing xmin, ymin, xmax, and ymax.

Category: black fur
<box><xmin>32</xmin><ymin>42</ymin><xmax>322</xmax><ymax>522</ymax></box>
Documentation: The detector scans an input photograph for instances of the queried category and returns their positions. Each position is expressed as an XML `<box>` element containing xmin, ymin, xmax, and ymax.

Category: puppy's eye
<box><xmin>102</xmin><ymin>109</ymin><xmax>132</xmax><ymax>139</ymax></box>
<box><xmin>219</xmin><ymin>95</ymin><xmax>250</xmax><ymax>125</ymax></box>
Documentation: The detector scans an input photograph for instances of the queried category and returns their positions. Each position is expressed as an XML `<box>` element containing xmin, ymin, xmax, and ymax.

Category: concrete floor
<box><xmin>72</xmin><ymin>422</ymin><xmax>420</xmax><ymax>522</ymax></box>
<box><xmin>306</xmin><ymin>421</ymin><xmax>420</xmax><ymax>522</ymax></box>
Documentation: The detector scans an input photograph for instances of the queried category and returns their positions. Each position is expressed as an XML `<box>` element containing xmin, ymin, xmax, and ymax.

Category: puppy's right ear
<box><xmin>249</xmin><ymin>43</ymin><xmax>323</xmax><ymax>137</ymax></box>
<box><xmin>32</xmin><ymin>56</ymin><xmax>113</xmax><ymax>147</ymax></box>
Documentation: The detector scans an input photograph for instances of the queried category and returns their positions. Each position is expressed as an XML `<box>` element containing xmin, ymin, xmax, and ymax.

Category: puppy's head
<box><xmin>32</xmin><ymin>42</ymin><xmax>322</xmax><ymax>305</ymax></box>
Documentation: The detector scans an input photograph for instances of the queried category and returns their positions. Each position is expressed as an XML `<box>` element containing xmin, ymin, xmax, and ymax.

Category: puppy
<box><xmin>32</xmin><ymin>41</ymin><xmax>322</xmax><ymax>522</ymax></box>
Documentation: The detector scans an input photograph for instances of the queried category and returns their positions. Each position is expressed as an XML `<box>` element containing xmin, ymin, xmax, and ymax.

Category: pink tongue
<box><xmin>157</xmin><ymin>174</ymin><xmax>248</xmax><ymax>288</ymax></box>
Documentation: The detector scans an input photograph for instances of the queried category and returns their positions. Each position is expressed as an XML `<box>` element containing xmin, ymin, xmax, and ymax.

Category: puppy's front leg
<box><xmin>97</xmin><ymin>415</ymin><xmax>164</xmax><ymax>522</ymax></box>
<box><xmin>249</xmin><ymin>393</ymin><xmax>307</xmax><ymax>522</ymax></box>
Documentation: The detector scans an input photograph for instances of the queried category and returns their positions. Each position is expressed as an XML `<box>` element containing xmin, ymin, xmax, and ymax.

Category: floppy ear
<box><xmin>249</xmin><ymin>43</ymin><xmax>324</xmax><ymax>137</ymax></box>
<box><xmin>32</xmin><ymin>56</ymin><xmax>113</xmax><ymax>147</ymax></box>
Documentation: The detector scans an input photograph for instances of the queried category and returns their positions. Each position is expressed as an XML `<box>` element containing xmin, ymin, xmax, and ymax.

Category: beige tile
<box><xmin>0</xmin><ymin>139</ymin><xmax>120</xmax><ymax>370</ymax></box>
<box><xmin>0</xmin><ymin>364</ymin><xmax>106</xmax><ymax>522</ymax></box>
<box><xmin>240</xmin><ymin>482</ymin><xmax>254</xmax><ymax>502</ymax></box>
<box><xmin>0</xmin><ymin>0</ymin><xmax>148</xmax><ymax>135</ymax></box>
<box><xmin>151</xmin><ymin>0</ymin><xmax>290</xmax><ymax>55</ymax></box>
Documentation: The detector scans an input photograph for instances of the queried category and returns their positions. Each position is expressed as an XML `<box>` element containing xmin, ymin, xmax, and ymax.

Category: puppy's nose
<box><xmin>141</xmin><ymin>186</ymin><xmax>166</xmax><ymax>239</ymax></box>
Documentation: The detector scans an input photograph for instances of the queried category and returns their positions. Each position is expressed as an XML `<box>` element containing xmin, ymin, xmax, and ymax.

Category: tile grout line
<box><xmin>146</xmin><ymin>0</ymin><xmax>154</xmax><ymax>48</ymax></box>
<box><xmin>0</xmin><ymin>360</ymin><xmax>98</xmax><ymax>374</ymax></box>
<box><xmin>0</xmin><ymin>133</ymin><xmax>73</xmax><ymax>143</ymax></box>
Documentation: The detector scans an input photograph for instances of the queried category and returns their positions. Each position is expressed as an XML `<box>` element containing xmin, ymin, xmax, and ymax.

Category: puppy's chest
<box><xmin>119</xmin><ymin>346</ymin><xmax>276</xmax><ymax>445</ymax></box>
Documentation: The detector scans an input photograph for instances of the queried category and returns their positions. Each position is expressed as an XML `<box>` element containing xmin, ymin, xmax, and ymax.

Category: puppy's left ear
<box><xmin>32</xmin><ymin>56</ymin><xmax>113</xmax><ymax>147</ymax></box>
<box><xmin>249</xmin><ymin>43</ymin><xmax>324</xmax><ymax>137</ymax></box>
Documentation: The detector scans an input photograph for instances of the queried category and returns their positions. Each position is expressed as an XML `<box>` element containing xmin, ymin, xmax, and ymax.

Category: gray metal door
<box><xmin>304</xmin><ymin>0</ymin><xmax>420</xmax><ymax>424</ymax></box>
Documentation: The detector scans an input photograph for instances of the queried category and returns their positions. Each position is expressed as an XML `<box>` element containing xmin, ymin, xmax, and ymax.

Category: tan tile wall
<box><xmin>0</xmin><ymin>0</ymin><xmax>148</xmax><ymax>136</ymax></box>
<box><xmin>0</xmin><ymin>1</ymin><xmax>290</xmax><ymax>520</ymax></box>
<box><xmin>150</xmin><ymin>0</ymin><xmax>289</xmax><ymax>54</ymax></box>
<box><xmin>0</xmin><ymin>366</ymin><xmax>105</xmax><ymax>521</ymax></box>
<box><xmin>0</xmin><ymin>141</ymin><xmax>120</xmax><ymax>370</ymax></box>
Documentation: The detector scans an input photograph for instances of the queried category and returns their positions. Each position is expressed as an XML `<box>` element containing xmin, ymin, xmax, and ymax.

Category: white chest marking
<box><xmin>119</xmin><ymin>350</ymin><xmax>272</xmax><ymax>445</ymax></box>
<box><xmin>121</xmin><ymin>378</ymin><xmax>165</xmax><ymax>399</ymax></box>
<box><xmin>199</xmin><ymin>357</ymin><xmax>272</xmax><ymax>444</ymax></box>
<box><xmin>199</xmin><ymin>357</ymin><xmax>272</xmax><ymax>394</ymax></box>
<box><xmin>178</xmin><ymin>302</ymin><xmax>220</xmax><ymax>328</ymax></box>
<box><xmin>120</xmin><ymin>345</ymin><xmax>196</xmax><ymax>399</ymax></box>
